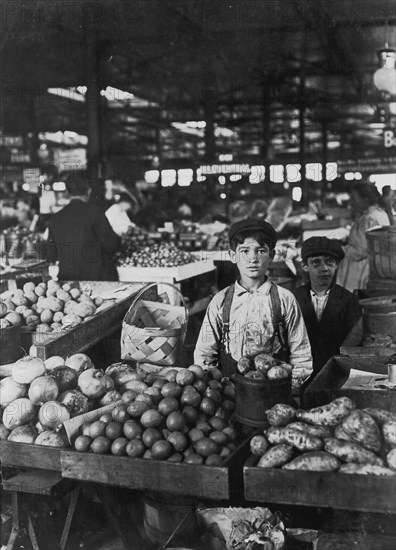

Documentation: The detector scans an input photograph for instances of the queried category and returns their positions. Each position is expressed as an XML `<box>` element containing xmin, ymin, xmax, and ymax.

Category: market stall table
<box><xmin>24</xmin><ymin>282</ymin><xmax>146</xmax><ymax>360</ymax></box>
<box><xmin>117</xmin><ymin>260</ymin><xmax>215</xmax><ymax>314</ymax></box>
<box><xmin>0</xmin><ymin>260</ymin><xmax>50</xmax><ymax>292</ymax></box>
<box><xmin>302</xmin><ymin>355</ymin><xmax>395</xmax><ymax>411</ymax></box>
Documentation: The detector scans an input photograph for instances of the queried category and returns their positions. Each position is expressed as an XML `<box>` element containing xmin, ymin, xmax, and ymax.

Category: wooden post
<box><xmin>299</xmin><ymin>76</ymin><xmax>306</xmax><ymax>205</ymax></box>
<box><xmin>85</xmin><ymin>14</ymin><xmax>102</xmax><ymax>181</ymax></box>
<box><xmin>262</xmin><ymin>79</ymin><xmax>271</xmax><ymax>190</ymax></box>
<box><xmin>322</xmin><ymin>121</ymin><xmax>328</xmax><ymax>192</ymax></box>
<box><xmin>30</xmin><ymin>95</ymin><xmax>39</xmax><ymax>167</ymax></box>
<box><xmin>204</xmin><ymin>93</ymin><xmax>215</xmax><ymax>164</ymax></box>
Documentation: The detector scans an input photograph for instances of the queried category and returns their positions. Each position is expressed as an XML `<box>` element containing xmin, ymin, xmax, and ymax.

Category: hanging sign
<box><xmin>200</xmin><ymin>163</ymin><xmax>251</xmax><ymax>175</ymax></box>
<box><xmin>0</xmin><ymin>135</ymin><xmax>23</xmax><ymax>147</ymax></box>
<box><xmin>384</xmin><ymin>128</ymin><xmax>396</xmax><ymax>148</ymax></box>
<box><xmin>338</xmin><ymin>153</ymin><xmax>396</xmax><ymax>174</ymax></box>
<box><xmin>53</xmin><ymin>148</ymin><xmax>87</xmax><ymax>170</ymax></box>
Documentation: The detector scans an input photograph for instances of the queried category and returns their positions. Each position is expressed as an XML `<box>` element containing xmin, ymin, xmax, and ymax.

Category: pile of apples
<box><xmin>116</xmin><ymin>242</ymin><xmax>198</xmax><ymax>268</ymax></box>
<box><xmin>73</xmin><ymin>364</ymin><xmax>238</xmax><ymax>464</ymax></box>
<box><xmin>0</xmin><ymin>280</ymin><xmax>103</xmax><ymax>333</ymax></box>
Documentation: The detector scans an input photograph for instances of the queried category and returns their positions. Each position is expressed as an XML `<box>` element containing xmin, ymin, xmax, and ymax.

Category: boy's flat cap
<box><xmin>229</xmin><ymin>218</ymin><xmax>277</xmax><ymax>247</ymax></box>
<box><xmin>301</xmin><ymin>236</ymin><xmax>345</xmax><ymax>261</ymax></box>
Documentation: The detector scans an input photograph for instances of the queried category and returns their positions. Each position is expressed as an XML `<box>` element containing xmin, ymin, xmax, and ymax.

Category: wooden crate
<box><xmin>243</xmin><ymin>456</ymin><xmax>396</xmax><ymax>513</ymax></box>
<box><xmin>0</xmin><ymin>441</ymin><xmax>61</xmax><ymax>472</ymax></box>
<box><xmin>28</xmin><ymin>282</ymin><xmax>145</xmax><ymax>360</ymax></box>
<box><xmin>302</xmin><ymin>356</ymin><xmax>395</xmax><ymax>411</ymax></box>
<box><xmin>61</xmin><ymin>438</ymin><xmax>250</xmax><ymax>500</ymax></box>
<box><xmin>117</xmin><ymin>261</ymin><xmax>215</xmax><ymax>284</ymax></box>
<box><xmin>340</xmin><ymin>317</ymin><xmax>396</xmax><ymax>357</ymax></box>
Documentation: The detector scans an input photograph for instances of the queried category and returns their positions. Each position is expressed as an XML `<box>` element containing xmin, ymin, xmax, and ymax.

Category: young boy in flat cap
<box><xmin>293</xmin><ymin>237</ymin><xmax>361</xmax><ymax>374</ymax></box>
<box><xmin>194</xmin><ymin>219</ymin><xmax>312</xmax><ymax>391</ymax></box>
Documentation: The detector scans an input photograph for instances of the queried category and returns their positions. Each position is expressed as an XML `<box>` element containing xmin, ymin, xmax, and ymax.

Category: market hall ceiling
<box><xmin>1</xmin><ymin>0</ymin><xmax>395</xmax><ymax>163</ymax></box>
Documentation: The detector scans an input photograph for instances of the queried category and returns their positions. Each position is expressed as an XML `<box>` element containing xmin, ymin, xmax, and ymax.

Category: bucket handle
<box><xmin>125</xmin><ymin>281</ymin><xmax>189</xmax><ymax>326</ymax></box>
<box><xmin>160</xmin><ymin>507</ymin><xmax>196</xmax><ymax>550</ymax></box>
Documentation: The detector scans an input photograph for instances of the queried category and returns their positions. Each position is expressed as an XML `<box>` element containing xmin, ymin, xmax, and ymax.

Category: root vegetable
<box><xmin>266</xmin><ymin>426</ymin><xmax>322</xmax><ymax>452</ymax></box>
<box><xmin>287</xmin><ymin>422</ymin><xmax>333</xmax><ymax>439</ymax></box>
<box><xmin>363</xmin><ymin>408</ymin><xmax>396</xmax><ymax>425</ymax></box>
<box><xmin>340</xmin><ymin>410</ymin><xmax>381</xmax><ymax>452</ymax></box>
<box><xmin>266</xmin><ymin>403</ymin><xmax>296</xmax><ymax>427</ymax></box>
<box><xmin>339</xmin><ymin>463</ymin><xmax>395</xmax><ymax>476</ymax></box>
<box><xmin>383</xmin><ymin>419</ymin><xmax>396</xmax><ymax>447</ymax></box>
<box><xmin>324</xmin><ymin>438</ymin><xmax>383</xmax><ymax>466</ymax></box>
<box><xmin>283</xmin><ymin>451</ymin><xmax>340</xmax><ymax>472</ymax></box>
<box><xmin>386</xmin><ymin>449</ymin><xmax>396</xmax><ymax>470</ymax></box>
<box><xmin>295</xmin><ymin>397</ymin><xmax>355</xmax><ymax>427</ymax></box>
<box><xmin>257</xmin><ymin>444</ymin><xmax>294</xmax><ymax>468</ymax></box>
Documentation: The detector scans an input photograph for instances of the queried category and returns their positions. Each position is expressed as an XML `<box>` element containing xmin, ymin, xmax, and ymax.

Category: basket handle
<box><xmin>125</xmin><ymin>281</ymin><xmax>189</xmax><ymax>325</ymax></box>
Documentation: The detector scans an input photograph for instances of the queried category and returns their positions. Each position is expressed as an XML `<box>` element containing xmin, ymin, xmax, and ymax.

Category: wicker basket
<box><xmin>367</xmin><ymin>227</ymin><xmax>396</xmax><ymax>280</ymax></box>
<box><xmin>121</xmin><ymin>283</ymin><xmax>188</xmax><ymax>367</ymax></box>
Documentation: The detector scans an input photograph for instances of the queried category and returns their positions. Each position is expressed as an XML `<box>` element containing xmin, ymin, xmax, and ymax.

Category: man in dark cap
<box><xmin>294</xmin><ymin>236</ymin><xmax>361</xmax><ymax>374</ymax></box>
<box><xmin>194</xmin><ymin>219</ymin><xmax>312</xmax><ymax>391</ymax></box>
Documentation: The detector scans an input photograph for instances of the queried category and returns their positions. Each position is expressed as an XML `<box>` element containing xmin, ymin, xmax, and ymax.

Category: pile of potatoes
<box><xmin>0</xmin><ymin>280</ymin><xmax>103</xmax><ymax>333</ymax></box>
<box><xmin>237</xmin><ymin>353</ymin><xmax>292</xmax><ymax>381</ymax></box>
<box><xmin>250</xmin><ymin>397</ymin><xmax>396</xmax><ymax>475</ymax></box>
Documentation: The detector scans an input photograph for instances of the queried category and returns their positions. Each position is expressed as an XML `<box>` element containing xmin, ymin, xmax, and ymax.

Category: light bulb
<box><xmin>373</xmin><ymin>49</ymin><xmax>396</xmax><ymax>95</ymax></box>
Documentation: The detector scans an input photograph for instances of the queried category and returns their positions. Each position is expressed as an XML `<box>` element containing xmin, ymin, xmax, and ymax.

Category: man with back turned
<box><xmin>45</xmin><ymin>175</ymin><xmax>119</xmax><ymax>281</ymax></box>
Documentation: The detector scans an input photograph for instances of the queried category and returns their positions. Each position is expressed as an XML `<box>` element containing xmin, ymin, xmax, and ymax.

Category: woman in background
<box><xmin>105</xmin><ymin>192</ymin><xmax>137</xmax><ymax>236</ymax></box>
<box><xmin>337</xmin><ymin>182</ymin><xmax>390</xmax><ymax>292</ymax></box>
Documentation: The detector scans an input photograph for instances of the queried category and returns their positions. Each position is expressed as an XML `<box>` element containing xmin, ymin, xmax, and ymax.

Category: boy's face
<box><xmin>229</xmin><ymin>237</ymin><xmax>274</xmax><ymax>282</ymax></box>
<box><xmin>303</xmin><ymin>255</ymin><xmax>338</xmax><ymax>289</ymax></box>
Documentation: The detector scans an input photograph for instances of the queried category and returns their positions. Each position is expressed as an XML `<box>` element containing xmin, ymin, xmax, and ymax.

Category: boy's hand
<box><xmin>291</xmin><ymin>367</ymin><xmax>311</xmax><ymax>396</ymax></box>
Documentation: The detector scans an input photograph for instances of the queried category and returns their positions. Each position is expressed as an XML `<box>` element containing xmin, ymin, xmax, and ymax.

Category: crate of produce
<box><xmin>60</xmin><ymin>363</ymin><xmax>251</xmax><ymax>499</ymax></box>
<box><xmin>340</xmin><ymin>317</ymin><xmax>396</xmax><ymax>357</ymax></box>
<box><xmin>0</xmin><ymin>441</ymin><xmax>62</xmax><ymax>471</ymax></box>
<box><xmin>244</xmin><ymin>456</ymin><xmax>396</xmax><ymax>513</ymax></box>
<box><xmin>61</xmin><ymin>437</ymin><xmax>250</xmax><ymax>500</ymax></box>
<box><xmin>0</xmin><ymin>280</ymin><xmax>146</xmax><ymax>360</ymax></box>
<box><xmin>243</xmin><ymin>400</ymin><xmax>396</xmax><ymax>513</ymax></box>
<box><xmin>117</xmin><ymin>260</ymin><xmax>215</xmax><ymax>284</ymax></box>
<box><xmin>303</xmin><ymin>356</ymin><xmax>394</xmax><ymax>411</ymax></box>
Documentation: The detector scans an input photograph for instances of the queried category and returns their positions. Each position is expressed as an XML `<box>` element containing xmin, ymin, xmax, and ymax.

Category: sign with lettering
<box><xmin>384</xmin><ymin>128</ymin><xmax>396</xmax><ymax>149</ymax></box>
<box><xmin>338</xmin><ymin>154</ymin><xmax>396</xmax><ymax>174</ymax></box>
<box><xmin>0</xmin><ymin>135</ymin><xmax>23</xmax><ymax>147</ymax></box>
<box><xmin>53</xmin><ymin>148</ymin><xmax>87</xmax><ymax>170</ymax></box>
<box><xmin>199</xmin><ymin>163</ymin><xmax>251</xmax><ymax>175</ymax></box>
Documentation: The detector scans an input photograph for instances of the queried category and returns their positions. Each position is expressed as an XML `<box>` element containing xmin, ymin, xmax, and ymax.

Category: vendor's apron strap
<box><xmin>221</xmin><ymin>284</ymin><xmax>235</xmax><ymax>355</ymax></box>
<box><xmin>270</xmin><ymin>283</ymin><xmax>288</xmax><ymax>357</ymax></box>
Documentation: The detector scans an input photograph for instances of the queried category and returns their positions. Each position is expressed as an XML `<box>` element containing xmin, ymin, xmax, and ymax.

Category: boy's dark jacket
<box><xmin>293</xmin><ymin>283</ymin><xmax>361</xmax><ymax>373</ymax></box>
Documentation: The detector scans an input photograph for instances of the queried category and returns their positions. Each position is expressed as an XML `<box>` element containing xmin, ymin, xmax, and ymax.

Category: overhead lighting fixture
<box><xmin>373</xmin><ymin>47</ymin><xmax>396</xmax><ymax>95</ymax></box>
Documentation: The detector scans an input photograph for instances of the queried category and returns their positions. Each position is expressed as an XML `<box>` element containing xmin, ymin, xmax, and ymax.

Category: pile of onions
<box><xmin>8</xmin><ymin>425</ymin><xmax>37</xmax><ymax>444</ymax></box>
<box><xmin>65</xmin><ymin>353</ymin><xmax>94</xmax><ymax>374</ymax></box>
<box><xmin>0</xmin><ymin>377</ymin><xmax>27</xmax><ymax>407</ymax></box>
<box><xmin>28</xmin><ymin>376</ymin><xmax>59</xmax><ymax>405</ymax></box>
<box><xmin>2</xmin><ymin>398</ymin><xmax>37</xmax><ymax>430</ymax></box>
<box><xmin>38</xmin><ymin>401</ymin><xmax>70</xmax><ymax>429</ymax></box>
<box><xmin>77</xmin><ymin>368</ymin><xmax>107</xmax><ymax>399</ymax></box>
<box><xmin>12</xmin><ymin>356</ymin><xmax>46</xmax><ymax>385</ymax></box>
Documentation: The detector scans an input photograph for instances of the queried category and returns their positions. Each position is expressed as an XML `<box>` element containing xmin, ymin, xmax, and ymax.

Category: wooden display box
<box><xmin>302</xmin><ymin>356</ymin><xmax>394</xmax><ymax>411</ymax></box>
<box><xmin>340</xmin><ymin>317</ymin><xmax>396</xmax><ymax>357</ymax></box>
<box><xmin>117</xmin><ymin>261</ymin><xmax>215</xmax><ymax>284</ymax></box>
<box><xmin>0</xmin><ymin>441</ymin><xmax>62</xmax><ymax>472</ymax></box>
<box><xmin>61</xmin><ymin>438</ymin><xmax>250</xmax><ymax>500</ymax></box>
<box><xmin>243</xmin><ymin>456</ymin><xmax>396</xmax><ymax>513</ymax></box>
<box><xmin>25</xmin><ymin>282</ymin><xmax>145</xmax><ymax>360</ymax></box>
